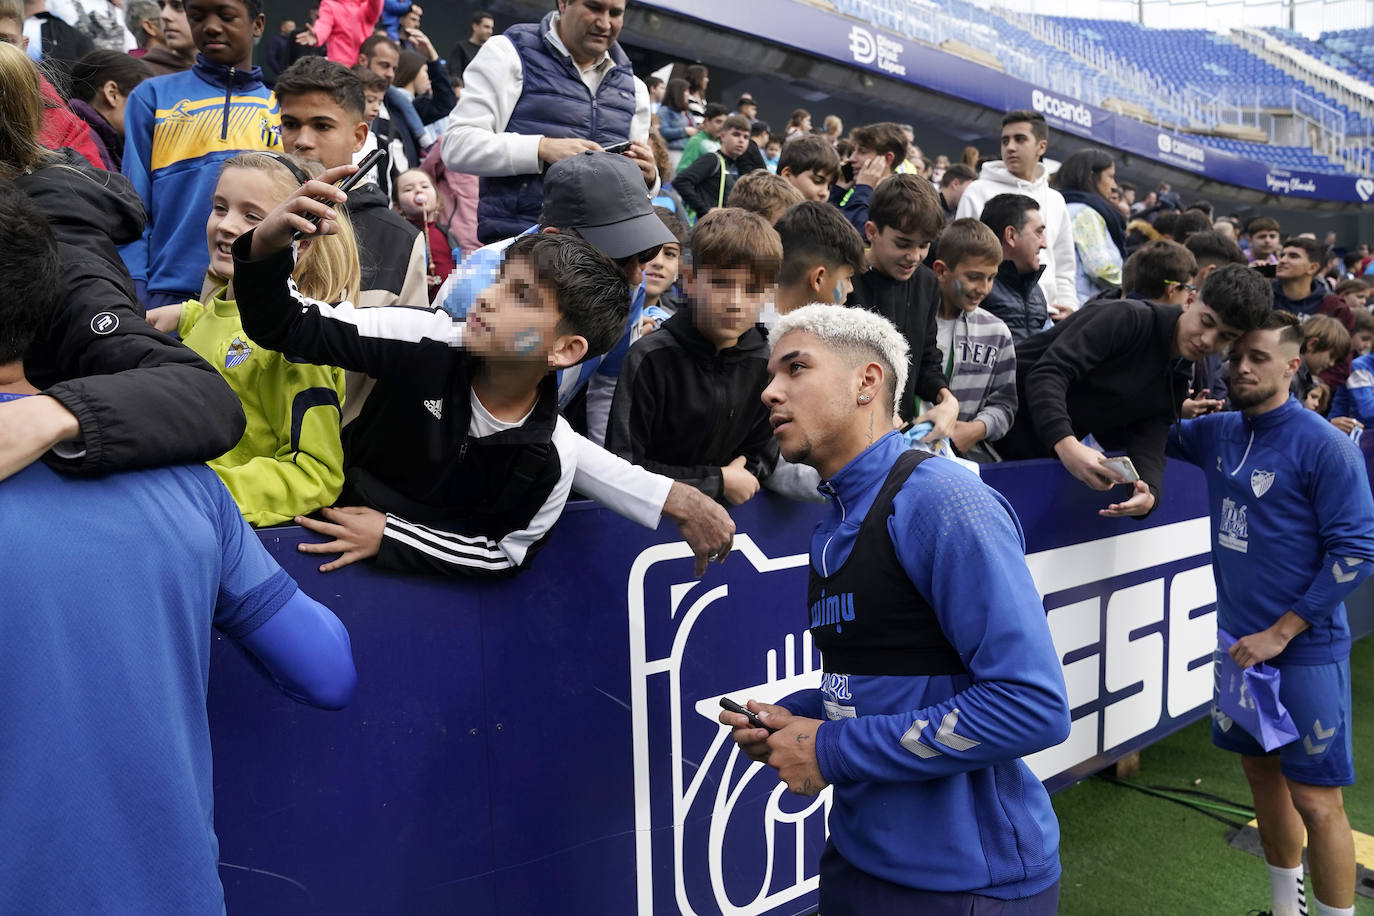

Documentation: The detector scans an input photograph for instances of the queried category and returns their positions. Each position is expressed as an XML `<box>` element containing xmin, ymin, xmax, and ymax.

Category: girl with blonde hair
<box><xmin>148</xmin><ymin>153</ymin><xmax>360</xmax><ymax>526</ymax></box>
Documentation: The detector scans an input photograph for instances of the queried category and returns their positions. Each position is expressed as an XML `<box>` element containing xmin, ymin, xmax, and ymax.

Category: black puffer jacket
<box><xmin>18</xmin><ymin>152</ymin><xmax>245</xmax><ymax>473</ymax></box>
<box><xmin>982</xmin><ymin>259</ymin><xmax>1048</xmax><ymax>343</ymax></box>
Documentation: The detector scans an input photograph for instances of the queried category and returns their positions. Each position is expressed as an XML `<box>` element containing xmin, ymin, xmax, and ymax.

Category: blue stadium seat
<box><xmin>820</xmin><ymin>0</ymin><xmax>1365</xmax><ymax>177</ymax></box>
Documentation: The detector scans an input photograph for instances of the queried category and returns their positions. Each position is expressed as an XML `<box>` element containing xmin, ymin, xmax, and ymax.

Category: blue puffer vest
<box><xmin>477</xmin><ymin>12</ymin><xmax>637</xmax><ymax>243</ymax></box>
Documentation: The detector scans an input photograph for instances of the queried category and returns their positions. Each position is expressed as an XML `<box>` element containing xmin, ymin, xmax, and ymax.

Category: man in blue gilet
<box><xmin>440</xmin><ymin>0</ymin><xmax>659</xmax><ymax>243</ymax></box>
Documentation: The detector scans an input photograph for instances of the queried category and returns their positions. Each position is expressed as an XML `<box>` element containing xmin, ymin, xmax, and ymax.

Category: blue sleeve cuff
<box><xmin>217</xmin><ymin>568</ymin><xmax>296</xmax><ymax>640</ymax></box>
<box><xmin>814</xmin><ymin>719</ymin><xmax>852</xmax><ymax>786</ymax></box>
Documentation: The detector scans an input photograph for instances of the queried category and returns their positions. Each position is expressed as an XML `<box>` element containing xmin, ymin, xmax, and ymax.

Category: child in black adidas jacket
<box><xmin>606</xmin><ymin>208</ymin><xmax>781</xmax><ymax>506</ymax></box>
<box><xmin>232</xmin><ymin>164</ymin><xmax>628</xmax><ymax>576</ymax></box>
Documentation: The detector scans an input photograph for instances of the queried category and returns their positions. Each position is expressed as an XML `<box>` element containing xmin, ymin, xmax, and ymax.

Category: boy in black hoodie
<box><xmin>606</xmin><ymin>208</ymin><xmax>781</xmax><ymax>505</ymax></box>
<box><xmin>998</xmin><ymin>258</ymin><xmax>1271</xmax><ymax>517</ymax></box>
<box><xmin>845</xmin><ymin>173</ymin><xmax>958</xmax><ymax>435</ymax></box>
<box><xmin>676</xmin><ymin>115</ymin><xmax>754</xmax><ymax>221</ymax></box>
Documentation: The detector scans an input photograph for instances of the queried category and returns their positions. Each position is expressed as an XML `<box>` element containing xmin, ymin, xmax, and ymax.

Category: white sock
<box><xmin>1313</xmin><ymin>900</ymin><xmax>1354</xmax><ymax>916</ymax></box>
<box><xmin>1267</xmin><ymin>862</ymin><xmax>1306</xmax><ymax>916</ymax></box>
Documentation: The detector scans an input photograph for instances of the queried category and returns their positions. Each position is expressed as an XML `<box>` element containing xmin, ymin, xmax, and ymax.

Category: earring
<box><xmin>858</xmin><ymin>394</ymin><xmax>871</xmax><ymax>403</ymax></box>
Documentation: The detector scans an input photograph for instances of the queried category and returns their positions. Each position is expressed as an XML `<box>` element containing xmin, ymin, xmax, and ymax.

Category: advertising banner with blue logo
<box><xmin>638</xmin><ymin>0</ymin><xmax>1374</xmax><ymax>205</ymax></box>
<box><xmin>205</xmin><ymin>454</ymin><xmax>1373</xmax><ymax>915</ymax></box>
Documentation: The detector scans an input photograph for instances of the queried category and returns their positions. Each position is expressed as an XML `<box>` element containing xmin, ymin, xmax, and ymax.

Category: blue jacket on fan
<box><xmin>788</xmin><ymin>431</ymin><xmax>1070</xmax><ymax>899</ymax></box>
<box><xmin>120</xmin><ymin>55</ymin><xmax>280</xmax><ymax>302</ymax></box>
<box><xmin>1330</xmin><ymin>350</ymin><xmax>1374</xmax><ymax>423</ymax></box>
<box><xmin>1167</xmin><ymin>397</ymin><xmax>1374</xmax><ymax>664</ymax></box>
<box><xmin>477</xmin><ymin>11</ymin><xmax>637</xmax><ymax>242</ymax></box>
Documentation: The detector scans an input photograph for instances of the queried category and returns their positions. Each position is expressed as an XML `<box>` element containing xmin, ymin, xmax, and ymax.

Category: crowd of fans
<box><xmin>5</xmin><ymin>0</ymin><xmax>1373</xmax><ymax>557</ymax></box>
<box><xmin>4</xmin><ymin>0</ymin><xmax>1374</xmax><ymax>911</ymax></box>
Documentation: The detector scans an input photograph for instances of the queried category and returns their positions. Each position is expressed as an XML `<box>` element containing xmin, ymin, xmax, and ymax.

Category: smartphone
<box><xmin>602</xmin><ymin>140</ymin><xmax>633</xmax><ymax>155</ymax></box>
<box><xmin>1101</xmin><ymin>456</ymin><xmax>1140</xmax><ymax>483</ymax></box>
<box><xmin>840</xmin><ymin>161</ymin><xmax>855</xmax><ymax>184</ymax></box>
<box><xmin>292</xmin><ymin>148</ymin><xmax>387</xmax><ymax>240</ymax></box>
<box><xmin>720</xmin><ymin>697</ymin><xmax>774</xmax><ymax>732</ymax></box>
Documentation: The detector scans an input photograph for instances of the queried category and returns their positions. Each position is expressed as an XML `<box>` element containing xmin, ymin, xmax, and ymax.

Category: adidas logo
<box><xmin>423</xmin><ymin>399</ymin><xmax>443</xmax><ymax>419</ymax></box>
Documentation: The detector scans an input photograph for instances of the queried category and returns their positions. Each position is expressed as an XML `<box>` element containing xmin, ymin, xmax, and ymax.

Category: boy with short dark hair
<box><xmin>930</xmin><ymin>219</ymin><xmax>1018</xmax><ymax>460</ymax></box>
<box><xmin>606</xmin><ymin>208</ymin><xmax>782</xmax><ymax>505</ymax></box>
<box><xmin>956</xmin><ymin>109</ymin><xmax>1076</xmax><ymax>318</ymax></box>
<box><xmin>1184</xmin><ymin>230</ymin><xmax>1249</xmax><ymax>406</ymax></box>
<box><xmin>676</xmin><ymin>113</ymin><xmax>754</xmax><ymax>220</ymax></box>
<box><xmin>1122</xmin><ymin>239</ymin><xmax>1199</xmax><ymax>302</ymax></box>
<box><xmin>1186</xmin><ymin>229</ymin><xmax>1247</xmax><ymax>276</ymax></box>
<box><xmin>830</xmin><ymin>121</ymin><xmax>909</xmax><ymax>238</ymax></box>
<box><xmin>777</xmin><ymin>133</ymin><xmax>840</xmax><ymax>202</ymax></box>
<box><xmin>233</xmin><ymin>170</ymin><xmax>631</xmax><ymax>577</ymax></box>
<box><xmin>999</xmin><ymin>263</ymin><xmax>1272</xmax><ymax>516</ymax></box>
<box><xmin>939</xmin><ymin>162</ymin><xmax>977</xmax><ymax>223</ymax></box>
<box><xmin>677</xmin><ymin>101</ymin><xmax>730</xmax><ymax>172</ymax></box>
<box><xmin>121</xmin><ymin>0</ymin><xmax>279</xmax><ymax>307</ymax></box>
<box><xmin>273</xmin><ymin>57</ymin><xmax>426</xmax><ymax>314</ymax></box>
<box><xmin>980</xmin><ymin>192</ymin><xmax>1049</xmax><ymax>342</ymax></box>
<box><xmin>1246</xmin><ymin>216</ymin><xmax>1282</xmax><ymax>265</ymax></box>
<box><xmin>766</xmin><ymin>200</ymin><xmax>866</xmax><ymax>327</ymax></box>
<box><xmin>847</xmin><ymin>174</ymin><xmax>959</xmax><ymax>432</ymax></box>
<box><xmin>1275</xmin><ymin>236</ymin><xmax>1356</xmax><ymax>389</ymax></box>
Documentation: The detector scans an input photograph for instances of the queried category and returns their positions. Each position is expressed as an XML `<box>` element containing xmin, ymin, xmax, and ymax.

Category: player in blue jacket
<box><xmin>0</xmin><ymin>181</ymin><xmax>357</xmax><ymax>914</ymax></box>
<box><xmin>721</xmin><ymin>305</ymin><xmax>1070</xmax><ymax>914</ymax></box>
<box><xmin>1167</xmin><ymin>309</ymin><xmax>1374</xmax><ymax>916</ymax></box>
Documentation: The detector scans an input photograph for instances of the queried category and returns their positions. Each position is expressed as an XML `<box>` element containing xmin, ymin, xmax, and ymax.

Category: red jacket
<box><xmin>39</xmin><ymin>75</ymin><xmax>105</xmax><ymax>171</ymax></box>
<box><xmin>314</xmin><ymin>0</ymin><xmax>384</xmax><ymax>66</ymax></box>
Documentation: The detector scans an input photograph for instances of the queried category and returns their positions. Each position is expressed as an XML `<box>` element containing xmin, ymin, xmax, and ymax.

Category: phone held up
<box><xmin>292</xmin><ymin>148</ymin><xmax>386</xmax><ymax>240</ymax></box>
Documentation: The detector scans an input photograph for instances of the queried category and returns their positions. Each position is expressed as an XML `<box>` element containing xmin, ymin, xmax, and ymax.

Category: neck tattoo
<box><xmin>866</xmin><ymin>409</ymin><xmax>874</xmax><ymax>444</ymax></box>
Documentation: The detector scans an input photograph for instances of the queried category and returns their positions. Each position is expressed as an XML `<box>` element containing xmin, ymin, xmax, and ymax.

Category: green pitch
<box><xmin>1055</xmin><ymin>635</ymin><xmax>1374</xmax><ymax>914</ymax></box>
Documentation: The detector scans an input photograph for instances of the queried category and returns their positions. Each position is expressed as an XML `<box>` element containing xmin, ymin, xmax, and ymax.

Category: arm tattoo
<box><xmin>802</xmin><ymin>777</ymin><xmax>815</xmax><ymax>795</ymax></box>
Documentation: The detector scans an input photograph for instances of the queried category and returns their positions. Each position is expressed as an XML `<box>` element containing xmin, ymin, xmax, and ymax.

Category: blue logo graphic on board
<box><xmin>629</xmin><ymin>535</ymin><xmax>827</xmax><ymax>915</ymax></box>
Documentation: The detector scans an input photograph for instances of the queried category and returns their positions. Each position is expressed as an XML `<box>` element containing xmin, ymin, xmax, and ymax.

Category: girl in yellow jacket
<box><xmin>149</xmin><ymin>153</ymin><xmax>358</xmax><ymax>526</ymax></box>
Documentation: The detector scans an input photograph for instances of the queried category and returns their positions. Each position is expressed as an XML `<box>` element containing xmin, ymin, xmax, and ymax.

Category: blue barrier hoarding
<box><xmin>637</xmin><ymin>0</ymin><xmax>1374</xmax><ymax>205</ymax></box>
<box><xmin>210</xmin><ymin>456</ymin><xmax>1245</xmax><ymax>915</ymax></box>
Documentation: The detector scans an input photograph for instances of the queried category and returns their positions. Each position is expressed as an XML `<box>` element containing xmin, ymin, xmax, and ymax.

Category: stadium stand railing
<box><xmin>823</xmin><ymin>0</ymin><xmax>1371</xmax><ymax>178</ymax></box>
<box><xmin>1232</xmin><ymin>28</ymin><xmax>1374</xmax><ymax>136</ymax></box>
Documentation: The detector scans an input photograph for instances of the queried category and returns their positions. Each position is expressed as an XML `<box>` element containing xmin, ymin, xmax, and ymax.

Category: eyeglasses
<box><xmin>1164</xmin><ymin>280</ymin><xmax>1199</xmax><ymax>295</ymax></box>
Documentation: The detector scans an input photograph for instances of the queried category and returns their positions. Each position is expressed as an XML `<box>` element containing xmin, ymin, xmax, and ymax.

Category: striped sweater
<box><xmin>930</xmin><ymin>307</ymin><xmax>1018</xmax><ymax>444</ymax></box>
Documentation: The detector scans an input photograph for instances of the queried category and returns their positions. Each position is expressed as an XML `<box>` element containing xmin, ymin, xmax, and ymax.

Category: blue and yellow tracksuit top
<box><xmin>121</xmin><ymin>56</ymin><xmax>281</xmax><ymax>299</ymax></box>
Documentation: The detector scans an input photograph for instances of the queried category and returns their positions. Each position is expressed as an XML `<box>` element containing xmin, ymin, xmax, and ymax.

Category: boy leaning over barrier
<box><xmin>929</xmin><ymin>219</ymin><xmax>1017</xmax><ymax>462</ymax></box>
<box><xmin>231</xmin><ymin>163</ymin><xmax>629</xmax><ymax>577</ymax></box>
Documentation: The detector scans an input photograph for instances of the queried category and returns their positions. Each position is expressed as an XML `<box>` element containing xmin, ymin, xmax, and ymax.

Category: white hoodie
<box><xmin>956</xmin><ymin>160</ymin><xmax>1078</xmax><ymax>314</ymax></box>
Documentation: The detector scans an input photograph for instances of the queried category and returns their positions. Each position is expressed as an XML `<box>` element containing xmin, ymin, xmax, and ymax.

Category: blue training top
<box><xmin>790</xmin><ymin>431</ymin><xmax>1070</xmax><ymax>899</ymax></box>
<box><xmin>1167</xmin><ymin>396</ymin><xmax>1374</xmax><ymax>664</ymax></box>
<box><xmin>0</xmin><ymin>459</ymin><xmax>354</xmax><ymax>912</ymax></box>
